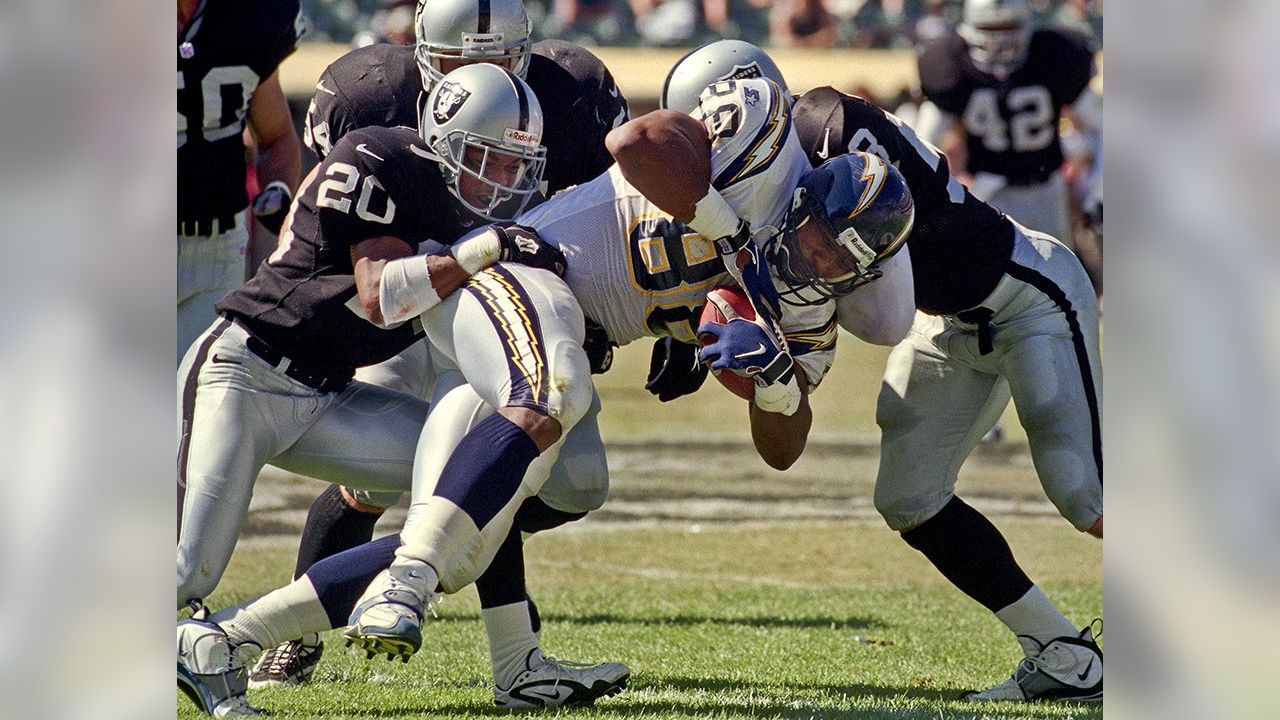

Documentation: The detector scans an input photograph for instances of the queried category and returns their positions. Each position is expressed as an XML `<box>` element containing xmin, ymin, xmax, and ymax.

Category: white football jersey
<box><xmin>509</xmin><ymin>77</ymin><xmax>838</xmax><ymax>386</ymax></box>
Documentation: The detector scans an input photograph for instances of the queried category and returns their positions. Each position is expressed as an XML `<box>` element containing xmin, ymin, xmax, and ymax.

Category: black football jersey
<box><xmin>793</xmin><ymin>88</ymin><xmax>1015</xmax><ymax>315</ymax></box>
<box><xmin>917</xmin><ymin>28</ymin><xmax>1095</xmax><ymax>183</ymax></box>
<box><xmin>301</xmin><ymin>40</ymin><xmax>628</xmax><ymax>195</ymax></box>
<box><xmin>217</xmin><ymin>126</ymin><xmax>475</xmax><ymax>371</ymax></box>
<box><xmin>178</xmin><ymin>0</ymin><xmax>304</xmax><ymax>220</ymax></box>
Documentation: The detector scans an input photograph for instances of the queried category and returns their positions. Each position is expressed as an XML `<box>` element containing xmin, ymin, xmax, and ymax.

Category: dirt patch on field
<box><xmin>244</xmin><ymin>439</ymin><xmax>1053</xmax><ymax>540</ymax></box>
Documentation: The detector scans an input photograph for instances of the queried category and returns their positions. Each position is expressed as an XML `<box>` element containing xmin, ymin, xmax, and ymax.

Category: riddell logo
<box><xmin>433</xmin><ymin>81</ymin><xmax>472</xmax><ymax>123</ymax></box>
<box><xmin>503</xmin><ymin>128</ymin><xmax>539</xmax><ymax>147</ymax></box>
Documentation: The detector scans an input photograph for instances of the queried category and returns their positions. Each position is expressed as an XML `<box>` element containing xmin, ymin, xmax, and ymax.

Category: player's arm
<box><xmin>834</xmin><ymin>248</ymin><xmax>916</xmax><ymax>345</ymax></box>
<box><xmin>749</xmin><ymin>369</ymin><xmax>812</xmax><ymax>470</ymax></box>
<box><xmin>605</xmin><ymin>109</ymin><xmax>712</xmax><ymax>223</ymax></box>
<box><xmin>247</xmin><ymin>69</ymin><xmax>302</xmax><ymax>206</ymax></box>
<box><xmin>351</xmin><ymin>237</ymin><xmax>468</xmax><ymax>328</ymax></box>
<box><xmin>352</xmin><ymin>225</ymin><xmax>567</xmax><ymax>328</ymax></box>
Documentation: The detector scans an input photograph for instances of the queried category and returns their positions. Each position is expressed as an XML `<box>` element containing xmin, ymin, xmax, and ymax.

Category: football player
<box><xmin>179</xmin><ymin>76</ymin><xmax>915</xmax><ymax>715</ymax></box>
<box><xmin>249</xmin><ymin>0</ymin><xmax>633</xmax><ymax>690</ymax></box>
<box><xmin>914</xmin><ymin>0</ymin><xmax>1102</xmax><ymax>263</ymax></box>
<box><xmin>663</xmin><ymin>40</ymin><xmax>1104</xmax><ymax>703</ymax></box>
<box><xmin>177</xmin><ymin>65</ymin><xmax>584</xmax><ymax>717</ymax></box>
<box><xmin>177</xmin><ymin>0</ymin><xmax>305</xmax><ymax>363</ymax></box>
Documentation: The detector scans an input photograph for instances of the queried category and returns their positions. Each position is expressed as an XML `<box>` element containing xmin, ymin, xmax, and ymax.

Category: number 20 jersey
<box><xmin>177</xmin><ymin>0</ymin><xmax>304</xmax><ymax>220</ymax></box>
<box><xmin>917</xmin><ymin>28</ymin><xmax>1094</xmax><ymax>184</ymax></box>
<box><xmin>513</xmin><ymin>78</ymin><xmax>838</xmax><ymax>385</ymax></box>
<box><xmin>217</xmin><ymin>126</ymin><xmax>472</xmax><ymax>371</ymax></box>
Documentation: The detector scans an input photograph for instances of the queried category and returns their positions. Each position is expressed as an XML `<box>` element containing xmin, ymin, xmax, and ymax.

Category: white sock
<box><xmin>484</xmin><ymin>601</ymin><xmax>539</xmax><ymax>689</ymax></box>
<box><xmin>210</xmin><ymin>576</ymin><xmax>332</xmax><ymax>651</ymax></box>
<box><xmin>994</xmin><ymin>586</ymin><xmax>1079</xmax><ymax>654</ymax></box>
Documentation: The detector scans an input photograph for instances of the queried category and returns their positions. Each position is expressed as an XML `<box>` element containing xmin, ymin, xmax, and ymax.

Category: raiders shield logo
<box><xmin>719</xmin><ymin>62</ymin><xmax>764</xmax><ymax>83</ymax></box>
<box><xmin>432</xmin><ymin>81</ymin><xmax>472</xmax><ymax>124</ymax></box>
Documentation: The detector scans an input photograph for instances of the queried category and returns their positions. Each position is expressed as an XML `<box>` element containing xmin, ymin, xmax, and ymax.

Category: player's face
<box><xmin>457</xmin><ymin>145</ymin><xmax>525</xmax><ymax>207</ymax></box>
<box><xmin>792</xmin><ymin>218</ymin><xmax>854</xmax><ymax>282</ymax></box>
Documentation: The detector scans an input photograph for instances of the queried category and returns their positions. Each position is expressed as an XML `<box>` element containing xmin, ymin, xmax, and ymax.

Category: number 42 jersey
<box><xmin>512</xmin><ymin>77</ymin><xmax>839</xmax><ymax>386</ymax></box>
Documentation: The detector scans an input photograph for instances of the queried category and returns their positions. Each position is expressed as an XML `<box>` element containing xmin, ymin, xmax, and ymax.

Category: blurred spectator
<box><xmin>1053</xmin><ymin>0</ymin><xmax>1102</xmax><ymax>43</ymax></box>
<box><xmin>352</xmin><ymin>0</ymin><xmax>416</xmax><ymax>47</ymax></box>
<box><xmin>550</xmin><ymin>0</ymin><xmax>628</xmax><ymax>44</ymax></box>
<box><xmin>632</xmin><ymin>0</ymin><xmax>702</xmax><ymax>47</ymax></box>
<box><xmin>912</xmin><ymin>0</ymin><xmax>954</xmax><ymax>47</ymax></box>
<box><xmin>769</xmin><ymin>0</ymin><xmax>837</xmax><ymax>48</ymax></box>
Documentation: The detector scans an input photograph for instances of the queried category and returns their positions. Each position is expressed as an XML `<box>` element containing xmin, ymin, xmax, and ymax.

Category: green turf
<box><xmin>184</xmin><ymin>519</ymin><xmax>1100</xmax><ymax>719</ymax></box>
<box><xmin>594</xmin><ymin>335</ymin><xmax>1026</xmax><ymax>444</ymax></box>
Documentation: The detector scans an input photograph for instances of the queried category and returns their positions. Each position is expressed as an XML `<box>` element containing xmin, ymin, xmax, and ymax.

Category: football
<box><xmin>698</xmin><ymin>284</ymin><xmax>757</xmax><ymax>401</ymax></box>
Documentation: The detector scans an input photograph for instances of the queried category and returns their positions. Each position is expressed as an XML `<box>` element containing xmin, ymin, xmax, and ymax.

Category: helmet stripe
<box><xmin>477</xmin><ymin>0</ymin><xmax>491</xmax><ymax>33</ymax></box>
<box><xmin>504</xmin><ymin>68</ymin><xmax>530</xmax><ymax>131</ymax></box>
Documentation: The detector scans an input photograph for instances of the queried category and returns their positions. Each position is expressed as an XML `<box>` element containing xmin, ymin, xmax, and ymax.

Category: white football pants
<box><xmin>177</xmin><ymin>213</ymin><xmax>248</xmax><ymax>364</ymax></box>
<box><xmin>395</xmin><ymin>264</ymin><xmax>597</xmax><ymax>593</ymax></box>
<box><xmin>875</xmin><ymin>223</ymin><xmax>1103</xmax><ymax>532</ymax></box>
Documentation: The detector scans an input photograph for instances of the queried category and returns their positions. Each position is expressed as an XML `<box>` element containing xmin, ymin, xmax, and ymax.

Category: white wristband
<box><xmin>450</xmin><ymin>227</ymin><xmax>503</xmax><ymax>275</ymax></box>
<box><xmin>377</xmin><ymin>255</ymin><xmax>442</xmax><ymax>328</ymax></box>
<box><xmin>688</xmin><ymin>188</ymin><xmax>741</xmax><ymax>242</ymax></box>
<box><xmin>753</xmin><ymin>376</ymin><xmax>802</xmax><ymax>416</ymax></box>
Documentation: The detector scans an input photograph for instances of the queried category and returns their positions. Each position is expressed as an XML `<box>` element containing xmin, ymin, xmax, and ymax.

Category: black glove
<box><xmin>645</xmin><ymin>336</ymin><xmax>708</xmax><ymax>401</ymax></box>
<box><xmin>583</xmin><ymin>317</ymin><xmax>615</xmax><ymax>375</ymax></box>
<box><xmin>494</xmin><ymin>223</ymin><xmax>568</xmax><ymax>277</ymax></box>
<box><xmin>251</xmin><ymin>181</ymin><xmax>293</xmax><ymax>235</ymax></box>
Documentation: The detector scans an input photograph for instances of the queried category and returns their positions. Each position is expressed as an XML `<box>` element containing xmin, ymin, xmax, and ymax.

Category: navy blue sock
<box><xmin>293</xmin><ymin>484</ymin><xmax>383</xmax><ymax>580</ymax></box>
<box><xmin>304</xmin><ymin>533</ymin><xmax>400</xmax><ymax>628</ymax></box>
<box><xmin>900</xmin><ymin>496</ymin><xmax>1034</xmax><ymax>613</ymax></box>
<box><xmin>475</xmin><ymin>526</ymin><xmax>527</xmax><ymax>610</ymax></box>
<box><xmin>516</xmin><ymin>495</ymin><xmax>588</xmax><ymax>534</ymax></box>
<box><xmin>434</xmin><ymin>412</ymin><xmax>541</xmax><ymax>529</ymax></box>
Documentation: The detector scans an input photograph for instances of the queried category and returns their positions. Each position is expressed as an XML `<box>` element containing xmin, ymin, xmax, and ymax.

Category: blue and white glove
<box><xmin>697</xmin><ymin>317</ymin><xmax>802</xmax><ymax>415</ymax></box>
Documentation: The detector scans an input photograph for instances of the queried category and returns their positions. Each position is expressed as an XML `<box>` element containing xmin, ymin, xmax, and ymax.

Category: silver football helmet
<box><xmin>660</xmin><ymin>39</ymin><xmax>790</xmax><ymax>114</ymax></box>
<box><xmin>414</xmin><ymin>0</ymin><xmax>532</xmax><ymax>91</ymax></box>
<box><xmin>420</xmin><ymin>63</ymin><xmax>546</xmax><ymax>221</ymax></box>
<box><xmin>959</xmin><ymin>0</ymin><xmax>1033</xmax><ymax>77</ymax></box>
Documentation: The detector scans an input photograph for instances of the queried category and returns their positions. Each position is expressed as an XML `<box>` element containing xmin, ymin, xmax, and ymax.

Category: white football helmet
<box><xmin>660</xmin><ymin>39</ymin><xmax>790</xmax><ymax>114</ymax></box>
<box><xmin>959</xmin><ymin>0</ymin><xmax>1033</xmax><ymax>77</ymax></box>
<box><xmin>420</xmin><ymin>63</ymin><xmax>546</xmax><ymax>221</ymax></box>
<box><xmin>414</xmin><ymin>0</ymin><xmax>532</xmax><ymax>91</ymax></box>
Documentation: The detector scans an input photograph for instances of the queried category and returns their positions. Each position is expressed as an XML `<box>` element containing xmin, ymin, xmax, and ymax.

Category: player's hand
<box><xmin>251</xmin><ymin>181</ymin><xmax>293</xmax><ymax>235</ymax></box>
<box><xmin>493</xmin><ymin>224</ymin><xmax>568</xmax><ymax>277</ymax></box>
<box><xmin>697</xmin><ymin>318</ymin><xmax>793</xmax><ymax>387</ymax></box>
<box><xmin>645</xmin><ymin>337</ymin><xmax>707</xmax><ymax>401</ymax></box>
<box><xmin>698</xmin><ymin>317</ymin><xmax>801</xmax><ymax>415</ymax></box>
<box><xmin>583</xmin><ymin>317</ymin><xmax>616</xmax><ymax>375</ymax></box>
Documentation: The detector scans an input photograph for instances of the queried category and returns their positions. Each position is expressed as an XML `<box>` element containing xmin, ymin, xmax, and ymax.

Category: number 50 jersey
<box><xmin>512</xmin><ymin>77</ymin><xmax>837</xmax><ymax>385</ymax></box>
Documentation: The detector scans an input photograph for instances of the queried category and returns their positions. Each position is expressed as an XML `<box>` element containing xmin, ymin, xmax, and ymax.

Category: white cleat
<box><xmin>494</xmin><ymin>649</ymin><xmax>630</xmax><ymax>708</ymax></box>
<box><xmin>177</xmin><ymin>612</ymin><xmax>264</xmax><ymax>717</ymax></box>
<box><xmin>343</xmin><ymin>560</ymin><xmax>441</xmax><ymax>662</ymax></box>
<box><xmin>964</xmin><ymin>624</ymin><xmax>1103</xmax><ymax>703</ymax></box>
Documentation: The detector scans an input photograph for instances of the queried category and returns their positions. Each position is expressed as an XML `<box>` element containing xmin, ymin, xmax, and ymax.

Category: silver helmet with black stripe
<box><xmin>414</xmin><ymin>0</ymin><xmax>533</xmax><ymax>91</ymax></box>
<box><xmin>660</xmin><ymin>39</ymin><xmax>790</xmax><ymax>114</ymax></box>
<box><xmin>420</xmin><ymin>63</ymin><xmax>546</xmax><ymax>220</ymax></box>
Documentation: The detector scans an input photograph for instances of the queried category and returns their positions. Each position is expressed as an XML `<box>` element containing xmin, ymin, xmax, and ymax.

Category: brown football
<box><xmin>698</xmin><ymin>284</ymin><xmax>757</xmax><ymax>401</ymax></box>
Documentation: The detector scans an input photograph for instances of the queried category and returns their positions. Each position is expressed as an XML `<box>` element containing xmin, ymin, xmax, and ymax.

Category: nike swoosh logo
<box><xmin>1077</xmin><ymin>656</ymin><xmax>1095</xmax><ymax>681</ymax></box>
<box><xmin>519</xmin><ymin>684</ymin><xmax>577</xmax><ymax>704</ymax></box>
<box><xmin>736</xmin><ymin>343</ymin><xmax>768</xmax><ymax>358</ymax></box>
<box><xmin>315</xmin><ymin>80</ymin><xmax>337</xmax><ymax>96</ymax></box>
<box><xmin>816</xmin><ymin>128</ymin><xmax>832</xmax><ymax>159</ymax></box>
<box><xmin>356</xmin><ymin>143</ymin><xmax>384</xmax><ymax>161</ymax></box>
<box><xmin>210</xmin><ymin>354</ymin><xmax>239</xmax><ymax>365</ymax></box>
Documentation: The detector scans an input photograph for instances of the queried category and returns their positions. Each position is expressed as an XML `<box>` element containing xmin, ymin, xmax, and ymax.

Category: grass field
<box><xmin>183</xmin><ymin>337</ymin><xmax>1099</xmax><ymax>719</ymax></box>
